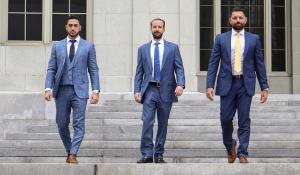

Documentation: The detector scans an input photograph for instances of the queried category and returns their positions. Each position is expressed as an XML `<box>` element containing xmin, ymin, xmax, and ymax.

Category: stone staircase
<box><xmin>1</xmin><ymin>93</ymin><xmax>300</xmax><ymax>174</ymax></box>
<box><xmin>1</xmin><ymin>94</ymin><xmax>300</xmax><ymax>163</ymax></box>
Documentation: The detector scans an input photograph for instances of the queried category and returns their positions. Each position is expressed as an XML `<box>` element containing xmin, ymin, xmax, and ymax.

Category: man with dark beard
<box><xmin>206</xmin><ymin>7</ymin><xmax>269</xmax><ymax>163</ymax></box>
<box><xmin>134</xmin><ymin>18</ymin><xmax>185</xmax><ymax>163</ymax></box>
<box><xmin>44</xmin><ymin>16</ymin><xmax>100</xmax><ymax>163</ymax></box>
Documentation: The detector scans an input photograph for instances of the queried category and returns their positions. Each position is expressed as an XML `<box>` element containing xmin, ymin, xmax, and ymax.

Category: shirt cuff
<box><xmin>177</xmin><ymin>85</ymin><xmax>185</xmax><ymax>89</ymax></box>
<box><xmin>92</xmin><ymin>90</ymin><xmax>100</xmax><ymax>93</ymax></box>
<box><xmin>45</xmin><ymin>88</ymin><xmax>52</xmax><ymax>92</ymax></box>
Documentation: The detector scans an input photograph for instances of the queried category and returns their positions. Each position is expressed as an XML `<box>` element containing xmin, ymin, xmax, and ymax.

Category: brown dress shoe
<box><xmin>66</xmin><ymin>154</ymin><xmax>79</xmax><ymax>163</ymax></box>
<box><xmin>227</xmin><ymin>139</ymin><xmax>237</xmax><ymax>163</ymax></box>
<box><xmin>239</xmin><ymin>155</ymin><xmax>249</xmax><ymax>163</ymax></box>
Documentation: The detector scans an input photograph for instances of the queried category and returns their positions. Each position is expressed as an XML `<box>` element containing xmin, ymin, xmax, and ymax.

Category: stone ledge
<box><xmin>0</xmin><ymin>92</ymin><xmax>45</xmax><ymax>120</ymax></box>
<box><xmin>1</xmin><ymin>163</ymin><xmax>300</xmax><ymax>175</ymax></box>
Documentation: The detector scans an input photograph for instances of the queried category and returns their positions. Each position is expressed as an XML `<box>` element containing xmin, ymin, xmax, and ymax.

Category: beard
<box><xmin>152</xmin><ymin>31</ymin><xmax>163</xmax><ymax>40</ymax></box>
<box><xmin>232</xmin><ymin>23</ymin><xmax>245</xmax><ymax>31</ymax></box>
<box><xmin>67</xmin><ymin>31</ymin><xmax>79</xmax><ymax>38</ymax></box>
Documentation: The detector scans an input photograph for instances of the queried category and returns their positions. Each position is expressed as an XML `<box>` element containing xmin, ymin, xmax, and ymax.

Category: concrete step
<box><xmin>86</xmin><ymin>111</ymin><xmax>300</xmax><ymax>119</ymax></box>
<box><xmin>2</xmin><ymin>157</ymin><xmax>300</xmax><ymax>163</ymax></box>
<box><xmin>6</xmin><ymin>133</ymin><xmax>300</xmax><ymax>141</ymax></box>
<box><xmin>0</xmin><ymin>148</ymin><xmax>300</xmax><ymax>157</ymax></box>
<box><xmin>27</xmin><ymin>125</ymin><xmax>300</xmax><ymax>134</ymax></box>
<box><xmin>85</xmin><ymin>163</ymin><xmax>300</xmax><ymax>175</ymax></box>
<box><xmin>1</xmin><ymin>95</ymin><xmax>300</xmax><ymax>162</ymax></box>
<box><xmin>1</xmin><ymin>163</ymin><xmax>300</xmax><ymax>175</ymax></box>
<box><xmin>102</xmin><ymin>100</ymin><xmax>300</xmax><ymax>107</ymax></box>
<box><xmin>45</xmin><ymin>118</ymin><xmax>300</xmax><ymax>126</ymax></box>
<box><xmin>87</xmin><ymin>105</ymin><xmax>300</xmax><ymax>112</ymax></box>
<box><xmin>1</xmin><ymin>140</ymin><xmax>300</xmax><ymax>149</ymax></box>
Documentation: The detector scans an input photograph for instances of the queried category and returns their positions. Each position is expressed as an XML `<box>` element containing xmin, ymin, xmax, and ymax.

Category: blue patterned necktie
<box><xmin>154</xmin><ymin>42</ymin><xmax>160</xmax><ymax>82</ymax></box>
<box><xmin>69</xmin><ymin>40</ymin><xmax>76</xmax><ymax>62</ymax></box>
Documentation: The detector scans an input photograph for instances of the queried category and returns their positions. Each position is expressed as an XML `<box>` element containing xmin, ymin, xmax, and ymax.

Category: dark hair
<box><xmin>150</xmin><ymin>18</ymin><xmax>165</xmax><ymax>27</ymax></box>
<box><xmin>65</xmin><ymin>15</ymin><xmax>80</xmax><ymax>25</ymax></box>
<box><xmin>230</xmin><ymin>7</ymin><xmax>247</xmax><ymax>17</ymax></box>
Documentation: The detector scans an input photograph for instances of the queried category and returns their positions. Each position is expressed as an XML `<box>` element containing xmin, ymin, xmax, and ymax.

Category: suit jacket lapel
<box><xmin>145</xmin><ymin>41</ymin><xmax>152</xmax><ymax>73</ymax></box>
<box><xmin>60</xmin><ymin>38</ymin><xmax>67</xmax><ymax>70</ymax></box>
<box><xmin>243</xmin><ymin>32</ymin><xmax>250</xmax><ymax>59</ymax></box>
<box><xmin>161</xmin><ymin>40</ymin><xmax>169</xmax><ymax>70</ymax></box>
<box><xmin>226</xmin><ymin>31</ymin><xmax>232</xmax><ymax>60</ymax></box>
<box><xmin>72</xmin><ymin>38</ymin><xmax>83</xmax><ymax>67</ymax></box>
<box><xmin>54</xmin><ymin>39</ymin><xmax>67</xmax><ymax>81</ymax></box>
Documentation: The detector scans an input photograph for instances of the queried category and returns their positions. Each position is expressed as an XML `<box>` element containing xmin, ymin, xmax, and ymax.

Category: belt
<box><xmin>59</xmin><ymin>84</ymin><xmax>74</xmax><ymax>87</ymax></box>
<box><xmin>232</xmin><ymin>75</ymin><xmax>243</xmax><ymax>79</ymax></box>
<box><xmin>149</xmin><ymin>81</ymin><xmax>160</xmax><ymax>87</ymax></box>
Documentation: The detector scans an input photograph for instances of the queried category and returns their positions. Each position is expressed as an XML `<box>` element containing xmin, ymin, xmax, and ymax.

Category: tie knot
<box><xmin>154</xmin><ymin>42</ymin><xmax>160</xmax><ymax>46</ymax></box>
<box><xmin>70</xmin><ymin>40</ymin><xmax>76</xmax><ymax>44</ymax></box>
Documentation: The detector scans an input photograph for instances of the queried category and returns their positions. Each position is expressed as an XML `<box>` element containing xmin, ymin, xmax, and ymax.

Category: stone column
<box><xmin>292</xmin><ymin>0</ymin><xmax>300</xmax><ymax>93</ymax></box>
<box><xmin>93</xmin><ymin>0</ymin><xmax>133</xmax><ymax>92</ymax></box>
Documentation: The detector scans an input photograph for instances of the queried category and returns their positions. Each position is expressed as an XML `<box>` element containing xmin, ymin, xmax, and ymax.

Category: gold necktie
<box><xmin>234</xmin><ymin>32</ymin><xmax>241</xmax><ymax>73</ymax></box>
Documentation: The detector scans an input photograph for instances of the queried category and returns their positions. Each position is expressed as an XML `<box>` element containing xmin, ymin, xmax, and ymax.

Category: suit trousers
<box><xmin>55</xmin><ymin>85</ymin><xmax>87</xmax><ymax>155</ymax></box>
<box><xmin>220</xmin><ymin>78</ymin><xmax>252</xmax><ymax>157</ymax></box>
<box><xmin>140</xmin><ymin>85</ymin><xmax>172</xmax><ymax>159</ymax></box>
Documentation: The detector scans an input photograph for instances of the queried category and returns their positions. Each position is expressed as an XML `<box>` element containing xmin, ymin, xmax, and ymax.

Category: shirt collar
<box><xmin>67</xmin><ymin>35</ymin><xmax>80</xmax><ymax>43</ymax></box>
<box><xmin>232</xmin><ymin>28</ymin><xmax>245</xmax><ymax>36</ymax></box>
<box><xmin>151</xmin><ymin>38</ymin><xmax>164</xmax><ymax>45</ymax></box>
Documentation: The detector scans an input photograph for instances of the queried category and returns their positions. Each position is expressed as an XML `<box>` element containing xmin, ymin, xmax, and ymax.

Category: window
<box><xmin>8</xmin><ymin>0</ymin><xmax>42</xmax><ymax>40</ymax></box>
<box><xmin>199</xmin><ymin>0</ymin><xmax>214</xmax><ymax>71</ymax></box>
<box><xmin>52</xmin><ymin>0</ymin><xmax>87</xmax><ymax>41</ymax></box>
<box><xmin>4</xmin><ymin>0</ymin><xmax>90</xmax><ymax>42</ymax></box>
<box><xmin>271</xmin><ymin>0</ymin><xmax>286</xmax><ymax>72</ymax></box>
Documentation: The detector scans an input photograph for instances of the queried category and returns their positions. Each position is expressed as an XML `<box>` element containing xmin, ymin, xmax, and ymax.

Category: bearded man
<box><xmin>134</xmin><ymin>18</ymin><xmax>185</xmax><ymax>163</ymax></box>
<box><xmin>206</xmin><ymin>7</ymin><xmax>269</xmax><ymax>163</ymax></box>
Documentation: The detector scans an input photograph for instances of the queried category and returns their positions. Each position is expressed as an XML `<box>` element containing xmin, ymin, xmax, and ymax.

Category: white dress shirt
<box><xmin>231</xmin><ymin>28</ymin><xmax>245</xmax><ymax>75</ymax></box>
<box><xmin>67</xmin><ymin>36</ymin><xmax>80</xmax><ymax>57</ymax></box>
<box><xmin>150</xmin><ymin>38</ymin><xmax>164</xmax><ymax>79</ymax></box>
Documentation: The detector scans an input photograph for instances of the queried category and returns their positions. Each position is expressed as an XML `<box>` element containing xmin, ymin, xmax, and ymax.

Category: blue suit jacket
<box><xmin>134</xmin><ymin>40</ymin><xmax>185</xmax><ymax>103</ymax></box>
<box><xmin>206</xmin><ymin>31</ymin><xmax>269</xmax><ymax>96</ymax></box>
<box><xmin>45</xmin><ymin>37</ymin><xmax>100</xmax><ymax>98</ymax></box>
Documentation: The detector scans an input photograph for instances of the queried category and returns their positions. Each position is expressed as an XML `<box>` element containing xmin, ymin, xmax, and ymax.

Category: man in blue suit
<box><xmin>134</xmin><ymin>18</ymin><xmax>185</xmax><ymax>163</ymax></box>
<box><xmin>44</xmin><ymin>16</ymin><xmax>100</xmax><ymax>163</ymax></box>
<box><xmin>206</xmin><ymin>7</ymin><xmax>269</xmax><ymax>163</ymax></box>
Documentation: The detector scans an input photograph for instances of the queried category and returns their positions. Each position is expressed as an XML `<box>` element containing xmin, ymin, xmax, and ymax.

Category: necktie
<box><xmin>154</xmin><ymin>42</ymin><xmax>160</xmax><ymax>82</ymax></box>
<box><xmin>69</xmin><ymin>40</ymin><xmax>76</xmax><ymax>62</ymax></box>
<box><xmin>234</xmin><ymin>32</ymin><xmax>241</xmax><ymax>73</ymax></box>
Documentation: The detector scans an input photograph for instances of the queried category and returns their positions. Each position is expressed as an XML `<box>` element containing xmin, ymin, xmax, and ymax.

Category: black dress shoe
<box><xmin>155</xmin><ymin>158</ymin><xmax>166</xmax><ymax>163</ymax></box>
<box><xmin>137</xmin><ymin>157</ymin><xmax>153</xmax><ymax>163</ymax></box>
